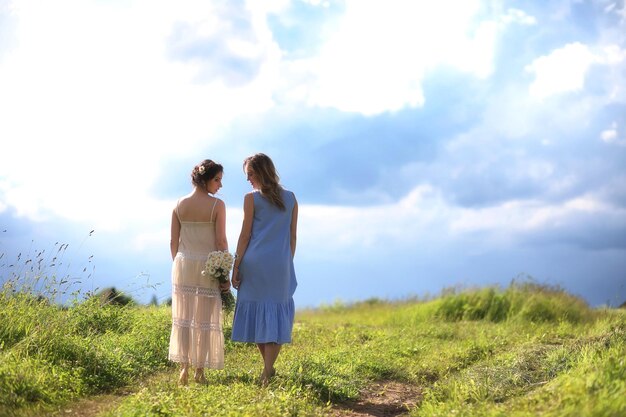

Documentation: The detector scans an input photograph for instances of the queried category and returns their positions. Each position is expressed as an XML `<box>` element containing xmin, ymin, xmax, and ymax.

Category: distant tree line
<box><xmin>95</xmin><ymin>287</ymin><xmax>172</xmax><ymax>307</ymax></box>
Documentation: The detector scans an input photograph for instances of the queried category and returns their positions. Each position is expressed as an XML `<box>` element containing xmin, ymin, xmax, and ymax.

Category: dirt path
<box><xmin>51</xmin><ymin>392</ymin><xmax>129</xmax><ymax>417</ymax></box>
<box><xmin>330</xmin><ymin>381</ymin><xmax>422</xmax><ymax>417</ymax></box>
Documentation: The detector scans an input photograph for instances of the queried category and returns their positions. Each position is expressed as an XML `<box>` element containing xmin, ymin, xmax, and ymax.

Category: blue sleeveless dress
<box><xmin>231</xmin><ymin>189</ymin><xmax>297</xmax><ymax>344</ymax></box>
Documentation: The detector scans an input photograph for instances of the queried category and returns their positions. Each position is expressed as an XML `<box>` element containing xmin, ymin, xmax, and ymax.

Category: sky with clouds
<box><xmin>1</xmin><ymin>0</ymin><xmax>625</xmax><ymax>307</ymax></box>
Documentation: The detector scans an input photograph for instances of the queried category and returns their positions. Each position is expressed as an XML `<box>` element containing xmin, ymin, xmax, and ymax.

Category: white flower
<box><xmin>198</xmin><ymin>165</ymin><xmax>206</xmax><ymax>175</ymax></box>
<box><xmin>201</xmin><ymin>250</ymin><xmax>235</xmax><ymax>284</ymax></box>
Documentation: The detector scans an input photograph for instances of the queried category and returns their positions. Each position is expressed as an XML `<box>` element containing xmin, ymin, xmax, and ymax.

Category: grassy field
<box><xmin>0</xmin><ymin>277</ymin><xmax>625</xmax><ymax>416</ymax></box>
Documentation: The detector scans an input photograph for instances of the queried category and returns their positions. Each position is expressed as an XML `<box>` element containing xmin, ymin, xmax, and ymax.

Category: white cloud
<box><xmin>601</xmin><ymin>122</ymin><xmax>626</xmax><ymax>146</ymax></box>
<box><xmin>247</xmin><ymin>0</ymin><xmax>290</xmax><ymax>15</ymax></box>
<box><xmin>0</xmin><ymin>0</ymin><xmax>276</xmax><ymax>228</ymax></box>
<box><xmin>298</xmin><ymin>185</ymin><xmax>447</xmax><ymax>251</ymax></box>
<box><xmin>1</xmin><ymin>0</ymin><xmax>623</xmax><ymax>259</ymax></box>
<box><xmin>526</xmin><ymin>42</ymin><xmax>596</xmax><ymax>99</ymax></box>
<box><xmin>597</xmin><ymin>45</ymin><xmax>626</xmax><ymax>102</ymax></box>
<box><xmin>450</xmin><ymin>196</ymin><xmax>608</xmax><ymax>233</ymax></box>
<box><xmin>0</xmin><ymin>0</ymin><xmax>517</xmax><ymax>227</ymax></box>
<box><xmin>599</xmin><ymin>44</ymin><xmax>626</xmax><ymax>65</ymax></box>
<box><xmin>601</xmin><ymin>123</ymin><xmax>618</xmax><ymax>142</ymax></box>
<box><xmin>287</xmin><ymin>0</ymin><xmax>498</xmax><ymax>115</ymax></box>
<box><xmin>301</xmin><ymin>0</ymin><xmax>331</xmax><ymax>7</ymax></box>
<box><xmin>501</xmin><ymin>8</ymin><xmax>537</xmax><ymax>25</ymax></box>
<box><xmin>297</xmin><ymin>183</ymin><xmax>625</xmax><ymax>256</ymax></box>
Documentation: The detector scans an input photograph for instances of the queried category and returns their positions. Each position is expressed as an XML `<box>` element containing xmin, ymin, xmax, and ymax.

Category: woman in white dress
<box><xmin>168</xmin><ymin>159</ymin><xmax>230</xmax><ymax>385</ymax></box>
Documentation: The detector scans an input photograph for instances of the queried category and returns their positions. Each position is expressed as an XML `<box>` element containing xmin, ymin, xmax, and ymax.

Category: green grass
<box><xmin>0</xmin><ymin>293</ymin><xmax>171</xmax><ymax>415</ymax></box>
<box><xmin>0</xmin><ymin>271</ymin><xmax>624</xmax><ymax>416</ymax></box>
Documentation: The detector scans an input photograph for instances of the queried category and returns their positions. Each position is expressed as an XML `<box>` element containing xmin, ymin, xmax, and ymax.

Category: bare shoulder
<box><xmin>213</xmin><ymin>197</ymin><xmax>226</xmax><ymax>208</ymax></box>
<box><xmin>176</xmin><ymin>194</ymin><xmax>194</xmax><ymax>206</ymax></box>
<box><xmin>243</xmin><ymin>192</ymin><xmax>255</xmax><ymax>209</ymax></box>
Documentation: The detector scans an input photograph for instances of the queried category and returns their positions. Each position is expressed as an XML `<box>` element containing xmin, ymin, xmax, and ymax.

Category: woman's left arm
<box><xmin>214</xmin><ymin>199</ymin><xmax>230</xmax><ymax>291</ymax></box>
<box><xmin>214</xmin><ymin>199</ymin><xmax>228</xmax><ymax>252</ymax></box>
<box><xmin>290</xmin><ymin>196</ymin><xmax>298</xmax><ymax>258</ymax></box>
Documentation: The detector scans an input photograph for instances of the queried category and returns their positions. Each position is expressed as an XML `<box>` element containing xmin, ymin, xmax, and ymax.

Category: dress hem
<box><xmin>168</xmin><ymin>354</ymin><xmax>224</xmax><ymax>370</ymax></box>
<box><xmin>231</xmin><ymin>298</ymin><xmax>295</xmax><ymax>344</ymax></box>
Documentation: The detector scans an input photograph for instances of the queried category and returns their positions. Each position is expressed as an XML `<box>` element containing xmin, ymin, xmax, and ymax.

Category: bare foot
<box><xmin>178</xmin><ymin>368</ymin><xmax>189</xmax><ymax>386</ymax></box>
<box><xmin>194</xmin><ymin>369</ymin><xmax>207</xmax><ymax>384</ymax></box>
<box><xmin>260</xmin><ymin>367</ymin><xmax>276</xmax><ymax>386</ymax></box>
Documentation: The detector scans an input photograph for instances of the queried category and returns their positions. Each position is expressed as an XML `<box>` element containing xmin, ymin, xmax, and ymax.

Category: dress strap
<box><xmin>210</xmin><ymin>198</ymin><xmax>218</xmax><ymax>222</ymax></box>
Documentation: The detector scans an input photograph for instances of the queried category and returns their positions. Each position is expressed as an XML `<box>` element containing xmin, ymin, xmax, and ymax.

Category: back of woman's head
<box><xmin>191</xmin><ymin>159</ymin><xmax>223</xmax><ymax>187</ymax></box>
<box><xmin>244</xmin><ymin>153</ymin><xmax>285</xmax><ymax>210</ymax></box>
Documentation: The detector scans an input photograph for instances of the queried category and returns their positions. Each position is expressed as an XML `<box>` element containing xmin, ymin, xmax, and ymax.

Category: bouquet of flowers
<box><xmin>201</xmin><ymin>250</ymin><xmax>236</xmax><ymax>313</ymax></box>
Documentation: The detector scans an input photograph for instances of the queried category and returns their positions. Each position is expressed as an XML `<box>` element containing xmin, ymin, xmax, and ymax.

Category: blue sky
<box><xmin>1</xmin><ymin>0</ymin><xmax>625</xmax><ymax>308</ymax></box>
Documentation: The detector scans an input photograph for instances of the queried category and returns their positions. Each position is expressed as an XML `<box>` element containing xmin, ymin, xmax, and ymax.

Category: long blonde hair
<box><xmin>244</xmin><ymin>153</ymin><xmax>285</xmax><ymax>210</ymax></box>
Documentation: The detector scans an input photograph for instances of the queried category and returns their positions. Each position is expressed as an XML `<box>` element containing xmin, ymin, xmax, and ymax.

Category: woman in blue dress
<box><xmin>231</xmin><ymin>153</ymin><xmax>298</xmax><ymax>385</ymax></box>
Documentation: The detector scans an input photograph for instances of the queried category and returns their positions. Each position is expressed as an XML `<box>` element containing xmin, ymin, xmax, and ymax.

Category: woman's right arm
<box><xmin>232</xmin><ymin>193</ymin><xmax>254</xmax><ymax>289</ymax></box>
<box><xmin>170</xmin><ymin>209</ymin><xmax>180</xmax><ymax>260</ymax></box>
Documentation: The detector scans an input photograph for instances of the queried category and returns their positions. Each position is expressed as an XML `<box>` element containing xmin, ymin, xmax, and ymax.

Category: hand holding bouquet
<box><xmin>201</xmin><ymin>250</ymin><xmax>236</xmax><ymax>313</ymax></box>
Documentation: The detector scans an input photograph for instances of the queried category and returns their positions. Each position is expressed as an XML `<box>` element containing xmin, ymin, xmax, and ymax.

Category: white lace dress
<box><xmin>168</xmin><ymin>200</ymin><xmax>223</xmax><ymax>369</ymax></box>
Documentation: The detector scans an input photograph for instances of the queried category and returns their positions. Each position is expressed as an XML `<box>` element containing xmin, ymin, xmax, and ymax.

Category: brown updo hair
<box><xmin>191</xmin><ymin>159</ymin><xmax>223</xmax><ymax>188</ymax></box>
<box><xmin>243</xmin><ymin>153</ymin><xmax>285</xmax><ymax>210</ymax></box>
